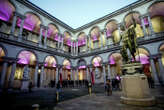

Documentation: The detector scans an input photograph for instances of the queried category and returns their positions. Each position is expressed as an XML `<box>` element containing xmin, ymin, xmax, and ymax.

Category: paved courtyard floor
<box><xmin>0</xmin><ymin>86</ymin><xmax>163</xmax><ymax>110</ymax></box>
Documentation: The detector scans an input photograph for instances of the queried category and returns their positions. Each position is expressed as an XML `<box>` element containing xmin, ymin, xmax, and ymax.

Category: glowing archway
<box><xmin>0</xmin><ymin>47</ymin><xmax>5</xmax><ymax>61</ymax></box>
<box><xmin>0</xmin><ymin>0</ymin><xmax>15</xmax><ymax>22</ymax></box>
<box><xmin>148</xmin><ymin>2</ymin><xmax>164</xmax><ymax>33</ymax></box>
<box><xmin>92</xmin><ymin>56</ymin><xmax>102</xmax><ymax>67</ymax></box>
<box><xmin>44</xmin><ymin>56</ymin><xmax>57</xmax><ymax>67</ymax></box>
<box><xmin>17</xmin><ymin>50</ymin><xmax>36</xmax><ymax>65</ymax></box>
<box><xmin>124</xmin><ymin>12</ymin><xmax>144</xmax><ymax>37</ymax></box>
<box><xmin>159</xmin><ymin>44</ymin><xmax>164</xmax><ymax>66</ymax></box>
<box><xmin>64</xmin><ymin>31</ymin><xmax>72</xmax><ymax>46</ymax></box>
<box><xmin>78</xmin><ymin>32</ymin><xmax>86</xmax><ymax>47</ymax></box>
<box><xmin>47</xmin><ymin>24</ymin><xmax>59</xmax><ymax>39</ymax></box>
<box><xmin>17</xmin><ymin>12</ymin><xmax>41</xmax><ymax>32</ymax></box>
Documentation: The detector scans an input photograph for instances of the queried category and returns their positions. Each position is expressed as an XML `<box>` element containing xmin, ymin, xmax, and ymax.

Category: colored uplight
<box><xmin>79</xmin><ymin>65</ymin><xmax>86</xmax><ymax>69</ymax></box>
<box><xmin>106</xmin><ymin>30</ymin><xmax>112</xmax><ymax>37</ymax></box>
<box><xmin>109</xmin><ymin>56</ymin><xmax>115</xmax><ymax>64</ymax></box>
<box><xmin>0</xmin><ymin>0</ymin><xmax>15</xmax><ymax>21</ymax></box>
<box><xmin>135</xmin><ymin>54</ymin><xmax>149</xmax><ymax>64</ymax></box>
<box><xmin>17</xmin><ymin>51</ymin><xmax>36</xmax><ymax>65</ymax></box>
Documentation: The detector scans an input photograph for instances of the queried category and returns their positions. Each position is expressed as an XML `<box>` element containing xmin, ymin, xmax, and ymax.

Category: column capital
<box><xmin>14</xmin><ymin>12</ymin><xmax>26</xmax><ymax>19</ymax></box>
<box><xmin>40</xmin><ymin>24</ymin><xmax>47</xmax><ymax>29</ymax></box>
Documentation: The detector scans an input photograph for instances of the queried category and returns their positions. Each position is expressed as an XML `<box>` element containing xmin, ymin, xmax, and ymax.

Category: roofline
<box><xmin>17</xmin><ymin>0</ymin><xmax>149</xmax><ymax>33</ymax></box>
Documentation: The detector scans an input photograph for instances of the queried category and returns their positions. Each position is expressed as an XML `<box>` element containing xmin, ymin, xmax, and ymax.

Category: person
<box><xmin>105</xmin><ymin>79</ymin><xmax>112</xmax><ymax>96</ymax></box>
<box><xmin>56</xmin><ymin>82</ymin><xmax>61</xmax><ymax>102</ymax></box>
<box><xmin>88</xmin><ymin>82</ymin><xmax>92</xmax><ymax>96</ymax></box>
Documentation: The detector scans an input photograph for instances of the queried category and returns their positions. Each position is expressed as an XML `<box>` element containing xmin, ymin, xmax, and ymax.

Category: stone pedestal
<box><xmin>120</xmin><ymin>63</ymin><xmax>155</xmax><ymax>106</ymax></box>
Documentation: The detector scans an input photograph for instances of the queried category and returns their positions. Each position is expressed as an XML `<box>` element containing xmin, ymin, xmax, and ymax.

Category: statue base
<box><xmin>120</xmin><ymin>63</ymin><xmax>155</xmax><ymax>106</ymax></box>
<box><xmin>21</xmin><ymin>79</ymin><xmax>29</xmax><ymax>92</ymax></box>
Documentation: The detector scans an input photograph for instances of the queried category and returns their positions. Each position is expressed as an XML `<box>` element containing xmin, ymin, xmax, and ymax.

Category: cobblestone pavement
<box><xmin>0</xmin><ymin>86</ymin><xmax>163</xmax><ymax>110</ymax></box>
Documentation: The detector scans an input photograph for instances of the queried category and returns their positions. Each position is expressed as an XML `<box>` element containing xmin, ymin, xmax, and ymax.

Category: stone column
<box><xmin>71</xmin><ymin>40</ymin><xmax>73</xmax><ymax>55</ymax></box>
<box><xmin>10</xmin><ymin>12</ymin><xmax>17</xmax><ymax>36</ymax></box>
<box><xmin>0</xmin><ymin>60</ymin><xmax>8</xmax><ymax>89</ymax></box>
<box><xmin>85</xmin><ymin>37</ymin><xmax>88</xmax><ymax>52</ymax></box>
<box><xmin>103</xmin><ymin>65</ymin><xmax>106</xmax><ymax>84</ymax></box>
<box><xmin>38</xmin><ymin>25</ymin><xmax>44</xmax><ymax>47</ymax></box>
<box><xmin>103</xmin><ymin>30</ymin><xmax>107</xmax><ymax>47</ymax></box>
<box><xmin>100</xmin><ymin>31</ymin><xmax>103</xmax><ymax>48</ymax></box>
<box><xmin>57</xmin><ymin>34</ymin><xmax>60</xmax><ymax>49</ymax></box>
<box><xmin>44</xmin><ymin>26</ymin><xmax>48</xmax><ymax>48</ymax></box>
<box><xmin>140</xmin><ymin>16</ymin><xmax>147</xmax><ymax>37</ymax></box>
<box><xmin>76</xmin><ymin>40</ymin><xmax>78</xmax><ymax>55</ymax></box>
<box><xmin>76</xmin><ymin>69</ymin><xmax>79</xmax><ymax>81</ymax></box>
<box><xmin>34</xmin><ymin>63</ymin><xmax>39</xmax><ymax>87</ymax></box>
<box><xmin>74</xmin><ymin>41</ymin><xmax>76</xmax><ymax>55</ymax></box>
<box><xmin>107</xmin><ymin>64</ymin><xmax>111</xmax><ymax>79</ymax></box>
<box><xmin>88</xmin><ymin>34</ymin><xmax>91</xmax><ymax>52</ymax></box>
<box><xmin>147</xmin><ymin>13</ymin><xmax>154</xmax><ymax>35</ymax></box>
<box><xmin>150</xmin><ymin>58</ymin><xmax>159</xmax><ymax>85</ymax></box>
<box><xmin>61</xmin><ymin>35</ymin><xmax>64</xmax><ymax>50</ymax></box>
<box><xmin>40</xmin><ymin>64</ymin><xmax>44</xmax><ymax>87</ymax></box>
<box><xmin>18</xmin><ymin>16</ymin><xmax>26</xmax><ymax>41</ymax></box>
<box><xmin>86</xmin><ymin>67</ymin><xmax>89</xmax><ymax>81</ymax></box>
<box><xmin>8</xmin><ymin>60</ymin><xmax>17</xmax><ymax>88</ymax></box>
<box><xmin>157</xmin><ymin>56</ymin><xmax>164</xmax><ymax>84</ymax></box>
<box><xmin>56</xmin><ymin>67</ymin><xmax>59</xmax><ymax>84</ymax></box>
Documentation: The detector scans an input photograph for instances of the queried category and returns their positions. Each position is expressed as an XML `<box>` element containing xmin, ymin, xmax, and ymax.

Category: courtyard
<box><xmin>0</xmin><ymin>85</ymin><xmax>164</xmax><ymax>110</ymax></box>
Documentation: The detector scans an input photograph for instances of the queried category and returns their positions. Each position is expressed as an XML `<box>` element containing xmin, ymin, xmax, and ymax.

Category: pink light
<box><xmin>66</xmin><ymin>65</ymin><xmax>71</xmax><ymax>69</ymax></box>
<box><xmin>0</xmin><ymin>0</ymin><xmax>14</xmax><ymax>21</ymax></box>
<box><xmin>144</xmin><ymin>17</ymin><xmax>149</xmax><ymax>26</ymax></box>
<box><xmin>79</xmin><ymin>65</ymin><xmax>86</xmax><ymax>69</ymax></box>
<box><xmin>94</xmin><ymin>61</ymin><xmax>100</xmax><ymax>67</ymax></box>
<box><xmin>109</xmin><ymin>56</ymin><xmax>115</xmax><ymax>64</ymax></box>
<box><xmin>106</xmin><ymin>30</ymin><xmax>111</xmax><ymax>37</ymax></box>
<box><xmin>135</xmin><ymin>54</ymin><xmax>149</xmax><ymax>64</ymax></box>
<box><xmin>92</xmin><ymin>34</ymin><xmax>98</xmax><ymax>41</ymax></box>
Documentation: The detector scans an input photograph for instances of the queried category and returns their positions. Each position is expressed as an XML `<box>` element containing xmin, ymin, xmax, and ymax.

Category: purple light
<box><xmin>67</xmin><ymin>38</ymin><xmax>71</xmax><ymax>46</ymax></box>
<box><xmin>0</xmin><ymin>0</ymin><xmax>14</xmax><ymax>21</ymax></box>
<box><xmin>54</xmin><ymin>33</ymin><xmax>59</xmax><ymax>41</ymax></box>
<box><xmin>94</xmin><ymin>61</ymin><xmax>100</xmax><ymax>67</ymax></box>
<box><xmin>78</xmin><ymin>39</ymin><xmax>86</xmax><ymax>46</ymax></box>
<box><xmin>135</xmin><ymin>55</ymin><xmax>149</xmax><ymax>64</ymax></box>
<box><xmin>79</xmin><ymin>65</ymin><xmax>86</xmax><ymax>69</ymax></box>
<box><xmin>66</xmin><ymin>65</ymin><xmax>71</xmax><ymax>69</ymax></box>
<box><xmin>144</xmin><ymin>17</ymin><xmax>149</xmax><ymax>26</ymax></box>
<box><xmin>106</xmin><ymin>30</ymin><xmax>112</xmax><ymax>37</ymax></box>
<box><xmin>109</xmin><ymin>56</ymin><xmax>115</xmax><ymax>64</ymax></box>
<box><xmin>92</xmin><ymin>34</ymin><xmax>98</xmax><ymax>41</ymax></box>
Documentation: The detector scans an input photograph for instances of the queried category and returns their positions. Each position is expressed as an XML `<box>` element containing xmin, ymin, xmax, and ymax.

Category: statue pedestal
<box><xmin>21</xmin><ymin>79</ymin><xmax>29</xmax><ymax>92</ymax></box>
<box><xmin>120</xmin><ymin>63</ymin><xmax>155</xmax><ymax>106</ymax></box>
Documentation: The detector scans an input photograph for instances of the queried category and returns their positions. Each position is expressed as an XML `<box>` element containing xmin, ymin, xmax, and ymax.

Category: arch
<box><xmin>123</xmin><ymin>11</ymin><xmax>144</xmax><ymax>37</ymax></box>
<box><xmin>77</xmin><ymin>59</ymin><xmax>87</xmax><ymax>69</ymax></box>
<box><xmin>134</xmin><ymin>48</ymin><xmax>150</xmax><ymax>64</ymax></box>
<box><xmin>148</xmin><ymin>1</ymin><xmax>164</xmax><ymax>33</ymax></box>
<box><xmin>16</xmin><ymin>49</ymin><xmax>38</xmax><ymax>65</ymax></box>
<box><xmin>77</xmin><ymin>32</ymin><xmax>87</xmax><ymax>47</ymax></box>
<box><xmin>47</xmin><ymin>23</ymin><xmax>59</xmax><ymax>38</ymax></box>
<box><xmin>91</xmin><ymin>56</ymin><xmax>103</xmax><ymax>67</ymax></box>
<box><xmin>108</xmin><ymin>52</ymin><xmax>122</xmax><ymax>65</ymax></box>
<box><xmin>17</xmin><ymin>12</ymin><xmax>42</xmax><ymax>32</ymax></box>
<box><xmin>63</xmin><ymin>31</ymin><xmax>72</xmax><ymax>46</ymax></box>
<box><xmin>159</xmin><ymin>43</ymin><xmax>164</xmax><ymax>66</ymax></box>
<box><xmin>0</xmin><ymin>0</ymin><xmax>16</xmax><ymax>22</ymax></box>
<box><xmin>105</xmin><ymin>19</ymin><xmax>118</xmax><ymax>36</ymax></box>
<box><xmin>0</xmin><ymin>44</ymin><xmax>8</xmax><ymax>57</ymax></box>
<box><xmin>44</xmin><ymin>55</ymin><xmax>57</xmax><ymax>67</ymax></box>
<box><xmin>62</xmin><ymin>58</ymin><xmax>72</xmax><ymax>69</ymax></box>
<box><xmin>89</xmin><ymin>26</ymin><xmax>100</xmax><ymax>40</ymax></box>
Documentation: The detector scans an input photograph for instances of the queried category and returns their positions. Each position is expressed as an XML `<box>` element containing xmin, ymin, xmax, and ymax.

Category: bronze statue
<box><xmin>121</xmin><ymin>17</ymin><xmax>138</xmax><ymax>63</ymax></box>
